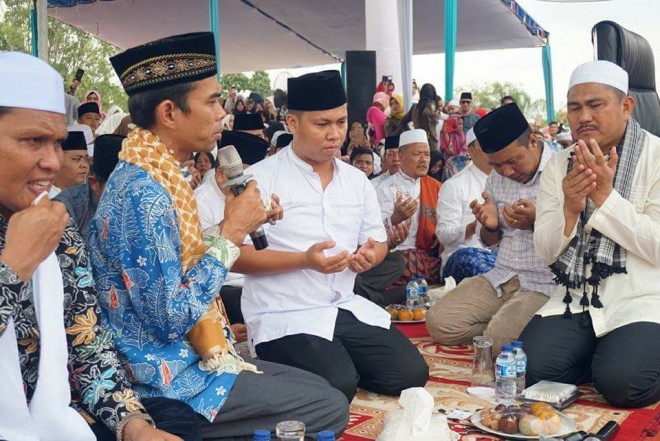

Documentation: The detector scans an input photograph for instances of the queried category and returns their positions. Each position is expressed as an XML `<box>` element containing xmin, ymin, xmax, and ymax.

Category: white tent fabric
<box><xmin>48</xmin><ymin>0</ymin><xmax>547</xmax><ymax>74</ymax></box>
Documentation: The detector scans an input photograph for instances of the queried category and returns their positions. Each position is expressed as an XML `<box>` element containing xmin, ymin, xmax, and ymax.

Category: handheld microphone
<box><xmin>216</xmin><ymin>145</ymin><xmax>269</xmax><ymax>250</ymax></box>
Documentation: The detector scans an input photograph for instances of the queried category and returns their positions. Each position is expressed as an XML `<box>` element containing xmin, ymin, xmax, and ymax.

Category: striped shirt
<box><xmin>482</xmin><ymin>146</ymin><xmax>557</xmax><ymax>297</ymax></box>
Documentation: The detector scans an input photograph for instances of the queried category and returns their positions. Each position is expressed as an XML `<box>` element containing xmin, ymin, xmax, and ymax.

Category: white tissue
<box><xmin>376</xmin><ymin>388</ymin><xmax>457</xmax><ymax>441</ymax></box>
<box><xmin>400</xmin><ymin>388</ymin><xmax>434</xmax><ymax>435</ymax></box>
<box><xmin>428</xmin><ymin>277</ymin><xmax>456</xmax><ymax>302</ymax></box>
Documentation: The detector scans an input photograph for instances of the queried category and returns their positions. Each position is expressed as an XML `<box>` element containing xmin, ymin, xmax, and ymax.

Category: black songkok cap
<box><xmin>276</xmin><ymin>133</ymin><xmax>293</xmax><ymax>148</ymax></box>
<box><xmin>460</xmin><ymin>92</ymin><xmax>472</xmax><ymax>101</ymax></box>
<box><xmin>287</xmin><ymin>70</ymin><xmax>346</xmax><ymax>111</ymax></box>
<box><xmin>384</xmin><ymin>135</ymin><xmax>400</xmax><ymax>149</ymax></box>
<box><xmin>62</xmin><ymin>130</ymin><xmax>87</xmax><ymax>151</ymax></box>
<box><xmin>473</xmin><ymin>103</ymin><xmax>529</xmax><ymax>154</ymax></box>
<box><xmin>233</xmin><ymin>113</ymin><xmax>264</xmax><ymax>131</ymax></box>
<box><xmin>219</xmin><ymin>131</ymin><xmax>269</xmax><ymax>166</ymax></box>
<box><xmin>78</xmin><ymin>102</ymin><xmax>100</xmax><ymax>117</ymax></box>
<box><xmin>92</xmin><ymin>134</ymin><xmax>124</xmax><ymax>181</ymax></box>
<box><xmin>110</xmin><ymin>32</ymin><xmax>217</xmax><ymax>96</ymax></box>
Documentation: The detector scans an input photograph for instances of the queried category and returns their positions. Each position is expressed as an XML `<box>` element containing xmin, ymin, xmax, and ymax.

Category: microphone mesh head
<box><xmin>217</xmin><ymin>145</ymin><xmax>245</xmax><ymax>180</ymax></box>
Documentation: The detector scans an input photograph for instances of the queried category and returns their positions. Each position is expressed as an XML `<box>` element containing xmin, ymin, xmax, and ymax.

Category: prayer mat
<box><xmin>339</xmin><ymin>323</ymin><xmax>660</xmax><ymax>441</ymax></box>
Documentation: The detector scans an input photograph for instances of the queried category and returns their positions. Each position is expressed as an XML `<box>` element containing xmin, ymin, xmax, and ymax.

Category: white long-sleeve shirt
<box><xmin>242</xmin><ymin>147</ymin><xmax>390</xmax><ymax>351</ymax></box>
<box><xmin>533</xmin><ymin>131</ymin><xmax>660</xmax><ymax>337</ymax></box>
<box><xmin>376</xmin><ymin>171</ymin><xmax>421</xmax><ymax>251</ymax></box>
<box><xmin>436</xmin><ymin>164</ymin><xmax>490</xmax><ymax>269</ymax></box>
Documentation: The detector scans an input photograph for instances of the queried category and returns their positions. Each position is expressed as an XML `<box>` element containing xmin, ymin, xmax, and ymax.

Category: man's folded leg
<box><xmin>256</xmin><ymin>332</ymin><xmax>360</xmax><ymax>402</ymax></box>
<box><xmin>200</xmin><ymin>359</ymin><xmax>349</xmax><ymax>440</ymax></box>
<box><xmin>519</xmin><ymin>313</ymin><xmax>596</xmax><ymax>387</ymax></box>
<box><xmin>334</xmin><ymin>310</ymin><xmax>429</xmax><ymax>396</ymax></box>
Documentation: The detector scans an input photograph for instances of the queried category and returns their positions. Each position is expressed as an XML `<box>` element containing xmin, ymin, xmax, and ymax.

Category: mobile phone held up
<box><xmin>67</xmin><ymin>68</ymin><xmax>85</xmax><ymax>95</ymax></box>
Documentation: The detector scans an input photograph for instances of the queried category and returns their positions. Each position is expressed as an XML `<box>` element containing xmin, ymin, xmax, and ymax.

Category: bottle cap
<box><xmin>501</xmin><ymin>345</ymin><xmax>513</xmax><ymax>352</ymax></box>
<box><xmin>317</xmin><ymin>430</ymin><xmax>336</xmax><ymax>441</ymax></box>
<box><xmin>253</xmin><ymin>429</ymin><xmax>271</xmax><ymax>440</ymax></box>
<box><xmin>511</xmin><ymin>341</ymin><xmax>523</xmax><ymax>348</ymax></box>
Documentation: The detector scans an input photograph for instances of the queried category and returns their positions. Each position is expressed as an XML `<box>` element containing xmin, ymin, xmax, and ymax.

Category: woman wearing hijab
<box><xmin>385</xmin><ymin>94</ymin><xmax>405</xmax><ymax>136</ymax></box>
<box><xmin>82</xmin><ymin>89</ymin><xmax>107</xmax><ymax>122</ymax></box>
<box><xmin>366</xmin><ymin>91</ymin><xmax>389</xmax><ymax>145</ymax></box>
<box><xmin>440</xmin><ymin>115</ymin><xmax>467</xmax><ymax>158</ymax></box>
<box><xmin>233</xmin><ymin>99</ymin><xmax>247</xmax><ymax>115</ymax></box>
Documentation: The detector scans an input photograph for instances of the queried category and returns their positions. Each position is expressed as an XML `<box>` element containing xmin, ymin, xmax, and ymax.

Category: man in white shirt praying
<box><xmin>234</xmin><ymin>70</ymin><xmax>429</xmax><ymax>402</ymax></box>
<box><xmin>376</xmin><ymin>129</ymin><xmax>442</xmax><ymax>286</ymax></box>
<box><xmin>521</xmin><ymin>60</ymin><xmax>660</xmax><ymax>408</ymax></box>
<box><xmin>436</xmin><ymin>128</ymin><xmax>496</xmax><ymax>284</ymax></box>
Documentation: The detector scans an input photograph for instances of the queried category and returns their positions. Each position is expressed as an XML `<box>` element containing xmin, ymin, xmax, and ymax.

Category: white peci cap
<box><xmin>399</xmin><ymin>128</ymin><xmax>429</xmax><ymax>147</ymax></box>
<box><xmin>0</xmin><ymin>52</ymin><xmax>65</xmax><ymax>114</ymax></box>
<box><xmin>569</xmin><ymin>60</ymin><xmax>628</xmax><ymax>94</ymax></box>
<box><xmin>466</xmin><ymin>128</ymin><xmax>477</xmax><ymax>146</ymax></box>
<box><xmin>557</xmin><ymin>132</ymin><xmax>573</xmax><ymax>143</ymax></box>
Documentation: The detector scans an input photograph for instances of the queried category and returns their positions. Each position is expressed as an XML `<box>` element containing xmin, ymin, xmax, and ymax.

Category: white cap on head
<box><xmin>466</xmin><ymin>128</ymin><xmax>477</xmax><ymax>146</ymax></box>
<box><xmin>68</xmin><ymin>123</ymin><xmax>95</xmax><ymax>156</ymax></box>
<box><xmin>448</xmin><ymin>99</ymin><xmax>460</xmax><ymax>107</ymax></box>
<box><xmin>569</xmin><ymin>60</ymin><xmax>628</xmax><ymax>94</ymax></box>
<box><xmin>557</xmin><ymin>132</ymin><xmax>573</xmax><ymax>143</ymax></box>
<box><xmin>399</xmin><ymin>128</ymin><xmax>429</xmax><ymax>147</ymax></box>
<box><xmin>271</xmin><ymin>130</ymin><xmax>286</xmax><ymax>146</ymax></box>
<box><xmin>0</xmin><ymin>52</ymin><xmax>65</xmax><ymax>114</ymax></box>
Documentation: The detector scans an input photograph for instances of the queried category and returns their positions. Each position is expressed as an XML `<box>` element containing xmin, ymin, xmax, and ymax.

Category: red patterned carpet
<box><xmin>339</xmin><ymin>323</ymin><xmax>660</xmax><ymax>441</ymax></box>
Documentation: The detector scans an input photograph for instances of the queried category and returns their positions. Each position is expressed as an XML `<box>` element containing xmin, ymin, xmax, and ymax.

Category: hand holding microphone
<box><xmin>217</xmin><ymin>145</ymin><xmax>269</xmax><ymax>249</ymax></box>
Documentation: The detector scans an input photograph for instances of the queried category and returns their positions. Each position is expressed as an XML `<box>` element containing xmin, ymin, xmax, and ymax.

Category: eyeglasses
<box><xmin>460</xmin><ymin>100</ymin><xmax>471</xmax><ymax>104</ymax></box>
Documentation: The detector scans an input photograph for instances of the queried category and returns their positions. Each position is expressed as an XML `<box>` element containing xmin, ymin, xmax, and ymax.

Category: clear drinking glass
<box><xmin>275</xmin><ymin>420</ymin><xmax>305</xmax><ymax>441</ymax></box>
<box><xmin>471</xmin><ymin>336</ymin><xmax>495</xmax><ymax>387</ymax></box>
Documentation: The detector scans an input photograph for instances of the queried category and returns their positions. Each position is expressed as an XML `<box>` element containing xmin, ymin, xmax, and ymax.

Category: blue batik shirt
<box><xmin>89</xmin><ymin>161</ymin><xmax>240</xmax><ymax>421</ymax></box>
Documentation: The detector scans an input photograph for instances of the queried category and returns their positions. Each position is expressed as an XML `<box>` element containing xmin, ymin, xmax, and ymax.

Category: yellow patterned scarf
<box><xmin>120</xmin><ymin>126</ymin><xmax>257</xmax><ymax>373</ymax></box>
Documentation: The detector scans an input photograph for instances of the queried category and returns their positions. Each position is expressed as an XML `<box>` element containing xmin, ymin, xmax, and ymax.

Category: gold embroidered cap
<box><xmin>110</xmin><ymin>32</ymin><xmax>217</xmax><ymax>96</ymax></box>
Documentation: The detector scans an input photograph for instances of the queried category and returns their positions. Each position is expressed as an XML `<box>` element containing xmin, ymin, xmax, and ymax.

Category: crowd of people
<box><xmin>0</xmin><ymin>29</ymin><xmax>658</xmax><ymax>441</ymax></box>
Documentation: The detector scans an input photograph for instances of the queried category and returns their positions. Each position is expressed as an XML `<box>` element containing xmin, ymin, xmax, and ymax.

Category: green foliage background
<box><xmin>0</xmin><ymin>1</ymin><xmax>273</xmax><ymax>110</ymax></box>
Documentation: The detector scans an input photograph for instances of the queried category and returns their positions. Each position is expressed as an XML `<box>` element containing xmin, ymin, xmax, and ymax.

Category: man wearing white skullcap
<box><xmin>522</xmin><ymin>59</ymin><xmax>660</xmax><ymax>408</ymax></box>
<box><xmin>0</xmin><ymin>51</ymin><xmax>200</xmax><ymax>440</ymax></box>
<box><xmin>377</xmin><ymin>128</ymin><xmax>443</xmax><ymax>288</ymax></box>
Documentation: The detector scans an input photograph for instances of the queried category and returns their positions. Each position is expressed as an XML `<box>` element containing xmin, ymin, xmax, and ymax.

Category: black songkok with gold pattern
<box><xmin>110</xmin><ymin>32</ymin><xmax>217</xmax><ymax>96</ymax></box>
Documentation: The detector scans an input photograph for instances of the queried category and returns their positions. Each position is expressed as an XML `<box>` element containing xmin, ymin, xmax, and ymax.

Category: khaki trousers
<box><xmin>426</xmin><ymin>275</ymin><xmax>549</xmax><ymax>354</ymax></box>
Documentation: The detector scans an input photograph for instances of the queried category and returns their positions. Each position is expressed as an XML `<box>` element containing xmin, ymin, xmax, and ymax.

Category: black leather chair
<box><xmin>592</xmin><ymin>20</ymin><xmax>660</xmax><ymax>137</ymax></box>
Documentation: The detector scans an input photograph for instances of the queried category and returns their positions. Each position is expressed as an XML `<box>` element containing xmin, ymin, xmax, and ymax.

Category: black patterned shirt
<box><xmin>0</xmin><ymin>214</ymin><xmax>146</xmax><ymax>433</ymax></box>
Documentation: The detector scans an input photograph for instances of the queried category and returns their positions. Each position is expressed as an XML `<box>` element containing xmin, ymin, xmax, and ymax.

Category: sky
<box><xmin>267</xmin><ymin>0</ymin><xmax>660</xmax><ymax>113</ymax></box>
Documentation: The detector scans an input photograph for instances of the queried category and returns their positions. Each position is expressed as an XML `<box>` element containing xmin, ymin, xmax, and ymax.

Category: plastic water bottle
<box><xmin>317</xmin><ymin>431</ymin><xmax>336</xmax><ymax>441</ymax></box>
<box><xmin>405</xmin><ymin>277</ymin><xmax>419</xmax><ymax>309</ymax></box>
<box><xmin>253</xmin><ymin>429</ymin><xmax>271</xmax><ymax>441</ymax></box>
<box><xmin>511</xmin><ymin>340</ymin><xmax>527</xmax><ymax>397</ymax></box>
<box><xmin>417</xmin><ymin>274</ymin><xmax>429</xmax><ymax>307</ymax></box>
<box><xmin>495</xmin><ymin>345</ymin><xmax>517</xmax><ymax>404</ymax></box>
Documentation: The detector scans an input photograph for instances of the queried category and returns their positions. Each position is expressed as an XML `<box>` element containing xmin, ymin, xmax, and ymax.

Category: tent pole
<box><xmin>30</xmin><ymin>0</ymin><xmax>38</xmax><ymax>57</ymax></box>
<box><xmin>36</xmin><ymin>0</ymin><xmax>48</xmax><ymax>61</ymax></box>
<box><xmin>397</xmin><ymin>0</ymin><xmax>413</xmax><ymax>111</ymax></box>
<box><xmin>340</xmin><ymin>61</ymin><xmax>346</xmax><ymax>89</ymax></box>
<box><xmin>209</xmin><ymin>0</ymin><xmax>221</xmax><ymax>78</ymax></box>
<box><xmin>542</xmin><ymin>44</ymin><xmax>555</xmax><ymax>122</ymax></box>
<box><xmin>444</xmin><ymin>0</ymin><xmax>457</xmax><ymax>101</ymax></box>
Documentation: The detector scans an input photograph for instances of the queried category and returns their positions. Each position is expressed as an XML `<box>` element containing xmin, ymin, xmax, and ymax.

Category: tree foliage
<box><xmin>0</xmin><ymin>0</ymin><xmax>127</xmax><ymax>109</ymax></box>
<box><xmin>221</xmin><ymin>71</ymin><xmax>272</xmax><ymax>98</ymax></box>
<box><xmin>457</xmin><ymin>81</ymin><xmax>546</xmax><ymax>120</ymax></box>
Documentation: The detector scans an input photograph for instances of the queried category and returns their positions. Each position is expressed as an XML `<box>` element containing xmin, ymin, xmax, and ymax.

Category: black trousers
<box><xmin>520</xmin><ymin>313</ymin><xmax>660</xmax><ymax>408</ymax></box>
<box><xmin>255</xmin><ymin>309</ymin><xmax>429</xmax><ymax>402</ymax></box>
<box><xmin>354</xmin><ymin>251</ymin><xmax>406</xmax><ymax>306</ymax></box>
<box><xmin>91</xmin><ymin>397</ymin><xmax>202</xmax><ymax>441</ymax></box>
<box><xmin>220</xmin><ymin>285</ymin><xmax>244</xmax><ymax>324</ymax></box>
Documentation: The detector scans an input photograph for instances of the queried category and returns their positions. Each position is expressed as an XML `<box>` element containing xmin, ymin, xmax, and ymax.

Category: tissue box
<box><xmin>521</xmin><ymin>380</ymin><xmax>580</xmax><ymax>410</ymax></box>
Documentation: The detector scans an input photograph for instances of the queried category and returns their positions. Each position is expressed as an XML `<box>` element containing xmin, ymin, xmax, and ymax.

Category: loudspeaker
<box><xmin>345</xmin><ymin>50</ymin><xmax>377</xmax><ymax>124</ymax></box>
